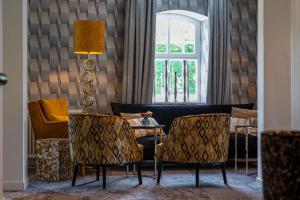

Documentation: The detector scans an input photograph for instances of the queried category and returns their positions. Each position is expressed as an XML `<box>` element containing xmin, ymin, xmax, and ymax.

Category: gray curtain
<box><xmin>206</xmin><ymin>0</ymin><xmax>231</xmax><ymax>105</ymax></box>
<box><xmin>122</xmin><ymin>0</ymin><xmax>156</xmax><ymax>104</ymax></box>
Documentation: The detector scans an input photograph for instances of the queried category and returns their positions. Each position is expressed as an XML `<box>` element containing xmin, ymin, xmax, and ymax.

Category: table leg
<box><xmin>246</xmin><ymin>128</ymin><xmax>249</xmax><ymax>175</ymax></box>
<box><xmin>126</xmin><ymin>165</ymin><xmax>129</xmax><ymax>177</ymax></box>
<box><xmin>159</xmin><ymin>128</ymin><xmax>163</xmax><ymax>143</ymax></box>
<box><xmin>235</xmin><ymin>127</ymin><xmax>238</xmax><ymax>172</ymax></box>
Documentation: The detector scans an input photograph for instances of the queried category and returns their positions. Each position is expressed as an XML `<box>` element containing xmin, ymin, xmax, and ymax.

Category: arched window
<box><xmin>153</xmin><ymin>10</ymin><xmax>208</xmax><ymax>103</ymax></box>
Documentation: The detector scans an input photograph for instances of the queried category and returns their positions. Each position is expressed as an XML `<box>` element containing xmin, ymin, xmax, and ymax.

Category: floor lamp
<box><xmin>73</xmin><ymin>20</ymin><xmax>105</xmax><ymax>113</ymax></box>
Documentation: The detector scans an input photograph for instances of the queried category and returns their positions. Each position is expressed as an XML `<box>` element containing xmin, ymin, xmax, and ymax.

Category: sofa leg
<box><xmin>195</xmin><ymin>165</ymin><xmax>199</xmax><ymax>187</ymax></box>
<box><xmin>136</xmin><ymin>163</ymin><xmax>142</xmax><ymax>185</ymax></box>
<box><xmin>96</xmin><ymin>166</ymin><xmax>100</xmax><ymax>181</ymax></box>
<box><xmin>102</xmin><ymin>166</ymin><xmax>106</xmax><ymax>189</ymax></box>
<box><xmin>72</xmin><ymin>165</ymin><xmax>78</xmax><ymax>186</ymax></box>
<box><xmin>221</xmin><ymin>164</ymin><xmax>227</xmax><ymax>185</ymax></box>
<box><xmin>157</xmin><ymin>163</ymin><xmax>162</xmax><ymax>185</ymax></box>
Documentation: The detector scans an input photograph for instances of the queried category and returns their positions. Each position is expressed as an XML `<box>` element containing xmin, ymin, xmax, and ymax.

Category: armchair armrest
<box><xmin>41</xmin><ymin>120</ymin><xmax>68</xmax><ymax>139</ymax></box>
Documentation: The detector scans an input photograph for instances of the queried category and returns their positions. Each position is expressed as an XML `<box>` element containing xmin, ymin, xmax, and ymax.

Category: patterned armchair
<box><xmin>157</xmin><ymin>114</ymin><xmax>230</xmax><ymax>187</ymax></box>
<box><xmin>68</xmin><ymin>113</ymin><xmax>143</xmax><ymax>189</ymax></box>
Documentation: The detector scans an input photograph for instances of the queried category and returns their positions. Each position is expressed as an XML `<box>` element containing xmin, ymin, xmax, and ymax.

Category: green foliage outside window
<box><xmin>185</xmin><ymin>44</ymin><xmax>195</xmax><ymax>53</ymax></box>
<box><xmin>169</xmin><ymin>60</ymin><xmax>183</xmax><ymax>94</ymax></box>
<box><xmin>154</xmin><ymin>59</ymin><xmax>198</xmax><ymax>99</ymax></box>
<box><xmin>187</xmin><ymin>61</ymin><xmax>196</xmax><ymax>94</ymax></box>
<box><xmin>170</xmin><ymin>44</ymin><xmax>182</xmax><ymax>53</ymax></box>
<box><xmin>155</xmin><ymin>44</ymin><xmax>167</xmax><ymax>53</ymax></box>
<box><xmin>155</xmin><ymin>60</ymin><xmax>165</xmax><ymax>94</ymax></box>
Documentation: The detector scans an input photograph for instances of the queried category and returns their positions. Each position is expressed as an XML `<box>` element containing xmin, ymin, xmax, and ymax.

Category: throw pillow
<box><xmin>231</xmin><ymin>107</ymin><xmax>257</xmax><ymax>118</ymax></box>
<box><xmin>40</xmin><ymin>98</ymin><xmax>69</xmax><ymax>121</ymax></box>
<box><xmin>120</xmin><ymin>112</ymin><xmax>142</xmax><ymax>120</ymax></box>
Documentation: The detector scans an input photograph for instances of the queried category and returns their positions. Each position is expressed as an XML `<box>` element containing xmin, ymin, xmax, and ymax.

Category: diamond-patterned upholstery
<box><xmin>157</xmin><ymin>114</ymin><xmax>230</xmax><ymax>164</ymax></box>
<box><xmin>68</xmin><ymin>113</ymin><xmax>143</xmax><ymax>166</ymax></box>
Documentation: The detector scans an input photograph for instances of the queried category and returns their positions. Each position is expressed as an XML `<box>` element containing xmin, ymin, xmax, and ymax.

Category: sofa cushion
<box><xmin>231</xmin><ymin>107</ymin><xmax>257</xmax><ymax>118</ymax></box>
<box><xmin>40</xmin><ymin>98</ymin><xmax>68</xmax><ymax>121</ymax></box>
<box><xmin>120</xmin><ymin>112</ymin><xmax>142</xmax><ymax>119</ymax></box>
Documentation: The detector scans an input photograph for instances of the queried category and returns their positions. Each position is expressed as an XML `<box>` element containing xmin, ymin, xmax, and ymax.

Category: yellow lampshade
<box><xmin>73</xmin><ymin>20</ymin><xmax>105</xmax><ymax>54</ymax></box>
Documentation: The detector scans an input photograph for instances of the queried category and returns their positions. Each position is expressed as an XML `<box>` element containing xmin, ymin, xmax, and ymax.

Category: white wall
<box><xmin>257</xmin><ymin>0</ymin><xmax>264</xmax><ymax>182</ymax></box>
<box><xmin>0</xmin><ymin>0</ymin><xmax>3</xmax><ymax>197</ymax></box>
<box><xmin>291</xmin><ymin>0</ymin><xmax>300</xmax><ymax>130</ymax></box>
<box><xmin>2</xmin><ymin>0</ymin><xmax>28</xmax><ymax>190</ymax></box>
<box><xmin>264</xmin><ymin>0</ymin><xmax>292</xmax><ymax>130</ymax></box>
<box><xmin>257</xmin><ymin>0</ymin><xmax>300</xmax><ymax>180</ymax></box>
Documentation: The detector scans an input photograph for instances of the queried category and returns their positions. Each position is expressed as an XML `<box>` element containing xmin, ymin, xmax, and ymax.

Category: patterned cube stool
<box><xmin>262</xmin><ymin>131</ymin><xmax>300</xmax><ymax>200</ymax></box>
<box><xmin>36</xmin><ymin>139</ymin><xmax>72</xmax><ymax>182</ymax></box>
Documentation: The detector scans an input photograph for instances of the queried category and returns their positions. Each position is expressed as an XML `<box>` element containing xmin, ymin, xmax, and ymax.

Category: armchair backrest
<box><xmin>28</xmin><ymin>100</ymin><xmax>49</xmax><ymax>139</ymax></box>
<box><xmin>160</xmin><ymin>113</ymin><xmax>230</xmax><ymax>164</ymax></box>
<box><xmin>68</xmin><ymin>113</ymin><xmax>142</xmax><ymax>165</ymax></box>
<box><xmin>28</xmin><ymin>99</ymin><xmax>68</xmax><ymax>140</ymax></box>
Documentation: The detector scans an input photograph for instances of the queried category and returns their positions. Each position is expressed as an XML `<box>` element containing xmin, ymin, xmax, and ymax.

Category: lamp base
<box><xmin>80</xmin><ymin>58</ymin><xmax>95</xmax><ymax>113</ymax></box>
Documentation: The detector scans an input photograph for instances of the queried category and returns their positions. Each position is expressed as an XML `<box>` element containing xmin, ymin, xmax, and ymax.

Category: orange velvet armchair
<box><xmin>28</xmin><ymin>99</ymin><xmax>68</xmax><ymax>139</ymax></box>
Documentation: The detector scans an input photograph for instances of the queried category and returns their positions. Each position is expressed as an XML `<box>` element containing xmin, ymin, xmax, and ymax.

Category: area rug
<box><xmin>5</xmin><ymin>170</ymin><xmax>262</xmax><ymax>200</ymax></box>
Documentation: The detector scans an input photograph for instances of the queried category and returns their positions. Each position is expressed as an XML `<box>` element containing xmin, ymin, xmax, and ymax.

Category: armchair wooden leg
<box><xmin>221</xmin><ymin>164</ymin><xmax>227</xmax><ymax>185</ymax></box>
<box><xmin>96</xmin><ymin>166</ymin><xmax>100</xmax><ymax>181</ymax></box>
<box><xmin>80</xmin><ymin>166</ymin><xmax>86</xmax><ymax>176</ymax></box>
<box><xmin>157</xmin><ymin>163</ymin><xmax>162</xmax><ymax>185</ymax></box>
<box><xmin>195</xmin><ymin>165</ymin><xmax>199</xmax><ymax>187</ymax></box>
<box><xmin>102</xmin><ymin>166</ymin><xmax>106</xmax><ymax>189</ymax></box>
<box><xmin>72</xmin><ymin>165</ymin><xmax>79</xmax><ymax>186</ymax></box>
<box><xmin>136</xmin><ymin>163</ymin><xmax>142</xmax><ymax>185</ymax></box>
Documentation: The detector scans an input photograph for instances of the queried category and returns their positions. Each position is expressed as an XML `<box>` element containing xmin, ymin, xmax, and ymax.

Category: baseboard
<box><xmin>256</xmin><ymin>176</ymin><xmax>263</xmax><ymax>182</ymax></box>
<box><xmin>3</xmin><ymin>178</ymin><xmax>29</xmax><ymax>191</ymax></box>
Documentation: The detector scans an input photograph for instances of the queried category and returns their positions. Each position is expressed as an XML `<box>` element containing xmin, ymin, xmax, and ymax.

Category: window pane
<box><xmin>169</xmin><ymin>60</ymin><xmax>183</xmax><ymax>102</ymax></box>
<box><xmin>169</xmin><ymin>44</ymin><xmax>182</xmax><ymax>53</ymax></box>
<box><xmin>155</xmin><ymin>44</ymin><xmax>167</xmax><ymax>53</ymax></box>
<box><xmin>155</xmin><ymin>16</ymin><xmax>168</xmax><ymax>53</ymax></box>
<box><xmin>154</xmin><ymin>60</ymin><xmax>166</xmax><ymax>102</ymax></box>
<box><xmin>169</xmin><ymin>18</ymin><xmax>195</xmax><ymax>54</ymax></box>
<box><xmin>187</xmin><ymin>60</ymin><xmax>197</xmax><ymax>102</ymax></box>
<box><xmin>185</xmin><ymin>44</ymin><xmax>195</xmax><ymax>53</ymax></box>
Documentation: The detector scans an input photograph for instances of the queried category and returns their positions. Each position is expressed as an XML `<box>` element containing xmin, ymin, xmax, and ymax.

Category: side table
<box><xmin>35</xmin><ymin>138</ymin><xmax>72</xmax><ymax>182</ymax></box>
<box><xmin>234</xmin><ymin>125</ymin><xmax>257</xmax><ymax>175</ymax></box>
<box><xmin>129</xmin><ymin>125</ymin><xmax>165</xmax><ymax>178</ymax></box>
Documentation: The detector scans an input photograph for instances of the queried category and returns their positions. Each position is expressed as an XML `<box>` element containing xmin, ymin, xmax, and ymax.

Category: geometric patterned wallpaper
<box><xmin>28</xmin><ymin>0</ymin><xmax>125</xmax><ymax>112</ymax></box>
<box><xmin>28</xmin><ymin>0</ymin><xmax>257</xmax><ymax>112</ymax></box>
<box><xmin>229</xmin><ymin>0</ymin><xmax>257</xmax><ymax>104</ymax></box>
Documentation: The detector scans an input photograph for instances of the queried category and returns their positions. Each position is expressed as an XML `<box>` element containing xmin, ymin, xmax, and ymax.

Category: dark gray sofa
<box><xmin>111</xmin><ymin>102</ymin><xmax>257</xmax><ymax>161</ymax></box>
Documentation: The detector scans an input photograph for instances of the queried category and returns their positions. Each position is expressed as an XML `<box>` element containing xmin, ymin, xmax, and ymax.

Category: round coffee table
<box><xmin>129</xmin><ymin>125</ymin><xmax>165</xmax><ymax>178</ymax></box>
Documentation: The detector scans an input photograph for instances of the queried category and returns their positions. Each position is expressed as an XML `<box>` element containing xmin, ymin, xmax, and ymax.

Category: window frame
<box><xmin>154</xmin><ymin>13</ymin><xmax>203</xmax><ymax>103</ymax></box>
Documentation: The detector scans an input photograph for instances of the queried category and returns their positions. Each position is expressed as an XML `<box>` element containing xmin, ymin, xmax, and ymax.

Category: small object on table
<box><xmin>234</xmin><ymin>125</ymin><xmax>257</xmax><ymax>175</ymax></box>
<box><xmin>129</xmin><ymin>124</ymin><xmax>165</xmax><ymax>178</ymax></box>
<box><xmin>141</xmin><ymin>111</ymin><xmax>153</xmax><ymax>126</ymax></box>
